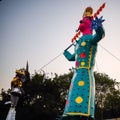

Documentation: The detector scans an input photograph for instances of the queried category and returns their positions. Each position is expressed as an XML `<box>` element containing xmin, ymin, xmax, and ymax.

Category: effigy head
<box><xmin>16</xmin><ymin>68</ymin><xmax>26</xmax><ymax>76</ymax></box>
<box><xmin>79</xmin><ymin>7</ymin><xmax>93</xmax><ymax>35</ymax></box>
<box><xmin>15</xmin><ymin>68</ymin><xmax>27</xmax><ymax>82</ymax></box>
<box><xmin>79</xmin><ymin>16</ymin><xmax>93</xmax><ymax>35</ymax></box>
<box><xmin>15</xmin><ymin>62</ymin><xmax>30</xmax><ymax>83</ymax></box>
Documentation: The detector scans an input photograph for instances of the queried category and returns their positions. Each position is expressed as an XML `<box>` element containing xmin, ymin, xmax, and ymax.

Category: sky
<box><xmin>0</xmin><ymin>0</ymin><xmax>120</xmax><ymax>90</ymax></box>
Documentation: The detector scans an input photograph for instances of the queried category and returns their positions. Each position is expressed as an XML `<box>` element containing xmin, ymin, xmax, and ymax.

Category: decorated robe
<box><xmin>63</xmin><ymin>26</ymin><xmax>105</xmax><ymax>118</ymax></box>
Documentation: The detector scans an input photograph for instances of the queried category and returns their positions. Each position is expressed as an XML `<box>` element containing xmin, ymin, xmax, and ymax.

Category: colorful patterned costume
<box><xmin>62</xmin><ymin>7</ymin><xmax>105</xmax><ymax>120</ymax></box>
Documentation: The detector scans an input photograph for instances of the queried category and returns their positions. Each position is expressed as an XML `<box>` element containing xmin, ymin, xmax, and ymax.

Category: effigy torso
<box><xmin>75</xmin><ymin>35</ymin><xmax>97</xmax><ymax>70</ymax></box>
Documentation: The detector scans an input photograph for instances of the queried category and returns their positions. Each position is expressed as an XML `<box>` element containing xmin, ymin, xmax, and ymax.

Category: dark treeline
<box><xmin>0</xmin><ymin>70</ymin><xmax>120</xmax><ymax>120</ymax></box>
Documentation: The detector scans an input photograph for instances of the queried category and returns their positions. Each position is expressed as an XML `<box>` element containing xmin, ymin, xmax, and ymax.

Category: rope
<box><xmin>36</xmin><ymin>44</ymin><xmax>120</xmax><ymax>73</ymax></box>
<box><xmin>37</xmin><ymin>52</ymin><xmax>63</xmax><ymax>73</ymax></box>
<box><xmin>99</xmin><ymin>44</ymin><xmax>120</xmax><ymax>62</ymax></box>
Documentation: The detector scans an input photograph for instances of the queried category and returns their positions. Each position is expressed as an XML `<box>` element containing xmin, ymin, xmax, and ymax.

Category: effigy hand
<box><xmin>91</xmin><ymin>16</ymin><xmax>105</xmax><ymax>30</ymax></box>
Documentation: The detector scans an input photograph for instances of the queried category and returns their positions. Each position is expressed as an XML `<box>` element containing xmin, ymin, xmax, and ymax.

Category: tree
<box><xmin>0</xmin><ymin>71</ymin><xmax>120</xmax><ymax>120</ymax></box>
<box><xmin>15</xmin><ymin>71</ymin><xmax>73</xmax><ymax>120</ymax></box>
<box><xmin>0</xmin><ymin>88</ymin><xmax>11</xmax><ymax>120</ymax></box>
<box><xmin>94</xmin><ymin>72</ymin><xmax>120</xmax><ymax>119</ymax></box>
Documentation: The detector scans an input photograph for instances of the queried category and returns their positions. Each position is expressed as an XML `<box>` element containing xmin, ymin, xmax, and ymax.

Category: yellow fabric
<box><xmin>11</xmin><ymin>77</ymin><xmax>22</xmax><ymax>87</ymax></box>
<box><xmin>16</xmin><ymin>69</ymin><xmax>25</xmax><ymax>75</ymax></box>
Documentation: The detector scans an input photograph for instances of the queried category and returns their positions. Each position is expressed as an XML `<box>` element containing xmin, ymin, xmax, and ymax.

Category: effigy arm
<box><xmin>63</xmin><ymin>50</ymin><xmax>75</xmax><ymax>61</ymax></box>
<box><xmin>92</xmin><ymin>26</ymin><xmax>105</xmax><ymax>44</ymax></box>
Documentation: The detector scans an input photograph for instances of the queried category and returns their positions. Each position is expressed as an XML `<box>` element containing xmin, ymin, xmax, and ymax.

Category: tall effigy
<box><xmin>6</xmin><ymin>62</ymin><xmax>30</xmax><ymax>120</ymax></box>
<box><xmin>61</xmin><ymin>3</ymin><xmax>105</xmax><ymax>120</ymax></box>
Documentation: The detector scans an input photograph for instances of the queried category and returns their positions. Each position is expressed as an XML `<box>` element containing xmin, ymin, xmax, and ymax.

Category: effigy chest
<box><xmin>75</xmin><ymin>35</ymin><xmax>97</xmax><ymax>70</ymax></box>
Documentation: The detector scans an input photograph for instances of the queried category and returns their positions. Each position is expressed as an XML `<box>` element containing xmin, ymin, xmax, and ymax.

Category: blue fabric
<box><xmin>63</xmin><ymin>26</ymin><xmax>105</xmax><ymax>118</ymax></box>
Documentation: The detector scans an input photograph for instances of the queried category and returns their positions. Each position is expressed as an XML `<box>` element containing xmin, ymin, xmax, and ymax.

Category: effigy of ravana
<box><xmin>61</xmin><ymin>3</ymin><xmax>105</xmax><ymax>120</ymax></box>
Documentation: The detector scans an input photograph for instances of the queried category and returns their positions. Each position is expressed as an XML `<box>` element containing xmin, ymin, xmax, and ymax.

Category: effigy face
<box><xmin>79</xmin><ymin>17</ymin><xmax>93</xmax><ymax>35</ymax></box>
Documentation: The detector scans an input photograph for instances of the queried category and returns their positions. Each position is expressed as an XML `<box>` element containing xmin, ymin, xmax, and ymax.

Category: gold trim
<box><xmin>87</xmin><ymin>45</ymin><xmax>94</xmax><ymax>115</ymax></box>
<box><xmin>76</xmin><ymin>66</ymin><xmax>90</xmax><ymax>69</ymax></box>
<box><xmin>66</xmin><ymin>112</ymin><xmax>90</xmax><ymax>116</ymax></box>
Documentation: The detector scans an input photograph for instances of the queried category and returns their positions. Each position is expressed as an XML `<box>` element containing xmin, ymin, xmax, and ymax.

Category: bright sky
<box><xmin>0</xmin><ymin>0</ymin><xmax>120</xmax><ymax>90</ymax></box>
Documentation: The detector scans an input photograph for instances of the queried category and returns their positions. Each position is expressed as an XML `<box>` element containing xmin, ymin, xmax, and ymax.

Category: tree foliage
<box><xmin>0</xmin><ymin>71</ymin><xmax>120</xmax><ymax>120</ymax></box>
<box><xmin>94</xmin><ymin>72</ymin><xmax>120</xmax><ymax>119</ymax></box>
